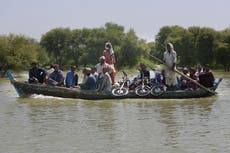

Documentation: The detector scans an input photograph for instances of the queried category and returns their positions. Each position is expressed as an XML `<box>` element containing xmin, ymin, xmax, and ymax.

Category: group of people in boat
<box><xmin>132</xmin><ymin>43</ymin><xmax>215</xmax><ymax>91</ymax></box>
<box><xmin>28</xmin><ymin>42</ymin><xmax>117</xmax><ymax>93</ymax></box>
<box><xmin>28</xmin><ymin>42</ymin><xmax>215</xmax><ymax>93</ymax></box>
<box><xmin>162</xmin><ymin>43</ymin><xmax>215</xmax><ymax>91</ymax></box>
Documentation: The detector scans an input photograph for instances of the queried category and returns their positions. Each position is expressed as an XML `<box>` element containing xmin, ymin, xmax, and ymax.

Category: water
<box><xmin>0</xmin><ymin>72</ymin><xmax>230</xmax><ymax>153</ymax></box>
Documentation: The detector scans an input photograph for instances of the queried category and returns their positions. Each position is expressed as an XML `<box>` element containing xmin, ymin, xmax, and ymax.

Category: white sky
<box><xmin>0</xmin><ymin>0</ymin><xmax>229</xmax><ymax>42</ymax></box>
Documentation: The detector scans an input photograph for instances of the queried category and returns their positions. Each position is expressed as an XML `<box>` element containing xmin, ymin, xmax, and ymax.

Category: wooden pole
<box><xmin>148</xmin><ymin>54</ymin><xmax>216</xmax><ymax>95</ymax></box>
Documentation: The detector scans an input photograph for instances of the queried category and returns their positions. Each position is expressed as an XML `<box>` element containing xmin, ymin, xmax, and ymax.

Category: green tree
<box><xmin>117</xmin><ymin>29</ymin><xmax>141</xmax><ymax>68</ymax></box>
<box><xmin>0</xmin><ymin>34</ymin><xmax>48</xmax><ymax>76</ymax></box>
<box><xmin>104</xmin><ymin>22</ymin><xmax>125</xmax><ymax>45</ymax></box>
<box><xmin>196</xmin><ymin>28</ymin><xmax>216</xmax><ymax>66</ymax></box>
<box><xmin>40</xmin><ymin>28</ymin><xmax>71</xmax><ymax>66</ymax></box>
<box><xmin>215</xmin><ymin>42</ymin><xmax>230</xmax><ymax>71</ymax></box>
<box><xmin>155</xmin><ymin>26</ymin><xmax>174</xmax><ymax>58</ymax></box>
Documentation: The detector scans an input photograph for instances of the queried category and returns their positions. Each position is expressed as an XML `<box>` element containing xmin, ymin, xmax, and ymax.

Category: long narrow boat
<box><xmin>6</xmin><ymin>70</ymin><xmax>222</xmax><ymax>100</ymax></box>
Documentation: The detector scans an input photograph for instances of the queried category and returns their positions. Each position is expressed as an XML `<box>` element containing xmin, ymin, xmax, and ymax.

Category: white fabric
<box><xmin>98</xmin><ymin>73</ymin><xmax>112</xmax><ymax>92</ymax></box>
<box><xmin>105</xmin><ymin>42</ymin><xmax>114</xmax><ymax>55</ymax></box>
<box><xmin>163</xmin><ymin>50</ymin><xmax>177</xmax><ymax>68</ymax></box>
<box><xmin>95</xmin><ymin>63</ymin><xmax>113</xmax><ymax>77</ymax></box>
<box><xmin>163</xmin><ymin>50</ymin><xmax>177</xmax><ymax>86</ymax></box>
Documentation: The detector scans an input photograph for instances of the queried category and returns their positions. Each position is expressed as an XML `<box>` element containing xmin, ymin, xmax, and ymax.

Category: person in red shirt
<box><xmin>103</xmin><ymin>42</ymin><xmax>117</xmax><ymax>85</ymax></box>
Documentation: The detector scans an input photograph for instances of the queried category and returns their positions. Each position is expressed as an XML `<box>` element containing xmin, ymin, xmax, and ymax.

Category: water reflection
<box><xmin>157</xmin><ymin>98</ymin><xmax>216</xmax><ymax>147</ymax></box>
<box><xmin>132</xmin><ymin>98</ymin><xmax>216</xmax><ymax>147</ymax></box>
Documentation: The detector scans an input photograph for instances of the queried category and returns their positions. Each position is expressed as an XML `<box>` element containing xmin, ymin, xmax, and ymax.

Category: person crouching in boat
<box><xmin>28</xmin><ymin>61</ymin><xmax>47</xmax><ymax>84</ymax></box>
<box><xmin>103</xmin><ymin>42</ymin><xmax>117</xmax><ymax>85</ymax></box>
<box><xmin>47</xmin><ymin>64</ymin><xmax>64</xmax><ymax>86</ymax></box>
<box><xmin>80</xmin><ymin>68</ymin><xmax>97</xmax><ymax>90</ymax></box>
<box><xmin>97</xmin><ymin>66</ymin><xmax>112</xmax><ymax>93</ymax></box>
<box><xmin>163</xmin><ymin>43</ymin><xmax>178</xmax><ymax>91</ymax></box>
<box><xmin>65</xmin><ymin>65</ymin><xmax>78</xmax><ymax>88</ymax></box>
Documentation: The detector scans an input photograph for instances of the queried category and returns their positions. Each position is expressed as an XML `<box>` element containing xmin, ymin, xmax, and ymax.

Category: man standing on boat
<box><xmin>103</xmin><ymin>42</ymin><xmax>116</xmax><ymax>85</ymax></box>
<box><xmin>163</xmin><ymin>43</ymin><xmax>178</xmax><ymax>91</ymax></box>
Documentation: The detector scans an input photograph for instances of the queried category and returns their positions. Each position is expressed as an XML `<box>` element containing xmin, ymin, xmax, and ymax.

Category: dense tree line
<box><xmin>0</xmin><ymin>22</ymin><xmax>230</xmax><ymax>77</ymax></box>
<box><xmin>40</xmin><ymin>22</ymin><xmax>147</xmax><ymax>69</ymax></box>
<box><xmin>0</xmin><ymin>34</ymin><xmax>49</xmax><ymax>76</ymax></box>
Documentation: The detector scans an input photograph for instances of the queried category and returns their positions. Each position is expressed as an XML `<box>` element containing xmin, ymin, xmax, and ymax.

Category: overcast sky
<box><xmin>1</xmin><ymin>0</ymin><xmax>229</xmax><ymax>42</ymax></box>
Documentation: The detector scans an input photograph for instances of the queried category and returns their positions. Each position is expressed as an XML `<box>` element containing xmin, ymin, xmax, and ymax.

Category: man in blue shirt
<box><xmin>65</xmin><ymin>65</ymin><xmax>78</xmax><ymax>88</ymax></box>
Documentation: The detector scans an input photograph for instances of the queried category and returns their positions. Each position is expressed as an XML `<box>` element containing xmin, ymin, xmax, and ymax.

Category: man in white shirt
<box><xmin>163</xmin><ymin>43</ymin><xmax>178</xmax><ymax>90</ymax></box>
<box><xmin>95</xmin><ymin>56</ymin><xmax>113</xmax><ymax>78</ymax></box>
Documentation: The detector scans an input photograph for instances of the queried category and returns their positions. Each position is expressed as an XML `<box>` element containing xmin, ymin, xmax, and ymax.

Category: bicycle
<box><xmin>112</xmin><ymin>71</ymin><xmax>129</xmax><ymax>96</ymax></box>
<box><xmin>134</xmin><ymin>73</ymin><xmax>151</xmax><ymax>96</ymax></box>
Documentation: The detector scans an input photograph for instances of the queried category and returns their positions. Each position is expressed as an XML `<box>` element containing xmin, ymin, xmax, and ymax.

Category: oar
<box><xmin>148</xmin><ymin>54</ymin><xmax>217</xmax><ymax>95</ymax></box>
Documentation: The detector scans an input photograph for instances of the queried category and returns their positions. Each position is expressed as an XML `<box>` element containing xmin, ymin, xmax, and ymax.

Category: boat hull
<box><xmin>11</xmin><ymin>81</ymin><xmax>216</xmax><ymax>100</ymax></box>
<box><xmin>6</xmin><ymin>70</ymin><xmax>220</xmax><ymax>100</ymax></box>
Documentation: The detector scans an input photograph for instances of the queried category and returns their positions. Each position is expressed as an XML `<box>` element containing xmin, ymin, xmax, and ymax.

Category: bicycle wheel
<box><xmin>135</xmin><ymin>85</ymin><xmax>151</xmax><ymax>96</ymax></box>
<box><xmin>151</xmin><ymin>85</ymin><xmax>164</xmax><ymax>96</ymax></box>
<box><xmin>112</xmin><ymin>87</ymin><xmax>129</xmax><ymax>96</ymax></box>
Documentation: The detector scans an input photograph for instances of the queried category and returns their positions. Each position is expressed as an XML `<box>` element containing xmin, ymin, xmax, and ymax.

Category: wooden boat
<box><xmin>6</xmin><ymin>70</ymin><xmax>222</xmax><ymax>100</ymax></box>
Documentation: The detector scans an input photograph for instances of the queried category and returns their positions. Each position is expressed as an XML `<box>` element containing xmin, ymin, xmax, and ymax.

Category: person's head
<box><xmin>105</xmin><ymin>42</ymin><xmax>112</xmax><ymax>50</ymax></box>
<box><xmin>183</xmin><ymin>67</ymin><xmax>188</xmax><ymax>75</ymax></box>
<box><xmin>166</xmin><ymin>43</ymin><xmax>174</xmax><ymax>52</ymax></box>
<box><xmin>99</xmin><ymin>56</ymin><xmax>106</xmax><ymax>64</ymax></box>
<box><xmin>31</xmin><ymin>62</ymin><xmax>38</xmax><ymax>68</ymax></box>
<box><xmin>189</xmin><ymin>67</ymin><xmax>196</xmax><ymax>75</ymax></box>
<box><xmin>91</xmin><ymin>67</ymin><xmax>97</xmax><ymax>73</ymax></box>
<box><xmin>140</xmin><ymin>63</ymin><xmax>147</xmax><ymax>71</ymax></box>
<box><xmin>70</xmin><ymin>65</ymin><xmax>76</xmax><ymax>72</ymax></box>
<box><xmin>204</xmin><ymin>64</ymin><xmax>210</xmax><ymax>72</ymax></box>
<box><xmin>85</xmin><ymin>67</ymin><xmax>91</xmax><ymax>75</ymax></box>
<box><xmin>53</xmin><ymin>64</ymin><xmax>59</xmax><ymax>71</ymax></box>
<box><xmin>83</xmin><ymin>67</ymin><xmax>91</xmax><ymax>76</ymax></box>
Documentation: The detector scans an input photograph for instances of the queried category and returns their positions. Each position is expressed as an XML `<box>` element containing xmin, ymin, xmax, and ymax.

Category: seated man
<box><xmin>80</xmin><ymin>68</ymin><xmax>97</xmax><ymax>90</ymax></box>
<box><xmin>129</xmin><ymin>63</ymin><xmax>150</xmax><ymax>90</ymax></box>
<box><xmin>97</xmin><ymin>66</ymin><xmax>112</xmax><ymax>93</ymax></box>
<box><xmin>65</xmin><ymin>65</ymin><xmax>77</xmax><ymax>88</ymax></box>
<box><xmin>139</xmin><ymin>63</ymin><xmax>150</xmax><ymax>80</ymax></box>
<box><xmin>28</xmin><ymin>62</ymin><xmax>47</xmax><ymax>84</ymax></box>
<box><xmin>199</xmin><ymin>64</ymin><xmax>215</xmax><ymax>88</ymax></box>
<box><xmin>48</xmin><ymin>64</ymin><xmax>64</xmax><ymax>86</ymax></box>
